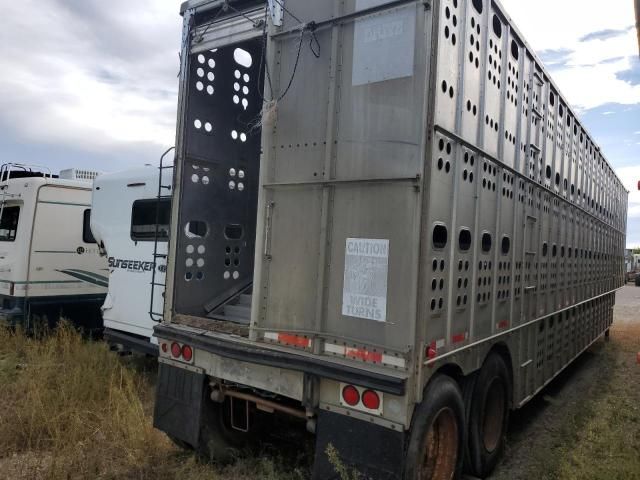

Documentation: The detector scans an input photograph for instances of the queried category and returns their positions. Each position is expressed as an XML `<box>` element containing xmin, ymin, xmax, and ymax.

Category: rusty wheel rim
<box><xmin>482</xmin><ymin>378</ymin><xmax>505</xmax><ymax>453</ymax></box>
<box><xmin>420</xmin><ymin>407</ymin><xmax>458</xmax><ymax>480</ymax></box>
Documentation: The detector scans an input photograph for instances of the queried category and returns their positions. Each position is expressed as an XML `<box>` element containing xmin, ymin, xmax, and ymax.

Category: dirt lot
<box><xmin>491</xmin><ymin>285</ymin><xmax>640</xmax><ymax>480</ymax></box>
<box><xmin>0</xmin><ymin>286</ymin><xmax>638</xmax><ymax>479</ymax></box>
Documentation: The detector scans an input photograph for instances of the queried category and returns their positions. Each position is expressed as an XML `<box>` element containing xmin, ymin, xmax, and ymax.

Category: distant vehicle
<box><xmin>0</xmin><ymin>163</ymin><xmax>107</xmax><ymax>330</ymax></box>
<box><xmin>91</xmin><ymin>165</ymin><xmax>171</xmax><ymax>355</ymax></box>
<box><xmin>626</xmin><ymin>252</ymin><xmax>640</xmax><ymax>286</ymax></box>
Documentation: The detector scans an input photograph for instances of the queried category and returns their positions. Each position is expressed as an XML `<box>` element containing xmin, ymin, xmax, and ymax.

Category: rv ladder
<box><xmin>149</xmin><ymin>147</ymin><xmax>175</xmax><ymax>323</ymax></box>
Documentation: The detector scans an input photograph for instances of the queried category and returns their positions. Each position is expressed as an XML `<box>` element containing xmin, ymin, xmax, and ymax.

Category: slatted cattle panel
<box><xmin>422</xmin><ymin>0</ymin><xmax>626</xmax><ymax>394</ymax></box>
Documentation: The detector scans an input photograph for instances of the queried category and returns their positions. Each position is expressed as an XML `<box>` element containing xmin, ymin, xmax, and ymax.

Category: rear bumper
<box><xmin>154</xmin><ymin>323</ymin><xmax>407</xmax><ymax>396</ymax></box>
<box><xmin>0</xmin><ymin>294</ymin><xmax>105</xmax><ymax>329</ymax></box>
<box><xmin>105</xmin><ymin>328</ymin><xmax>159</xmax><ymax>356</ymax></box>
<box><xmin>0</xmin><ymin>297</ymin><xmax>25</xmax><ymax>327</ymax></box>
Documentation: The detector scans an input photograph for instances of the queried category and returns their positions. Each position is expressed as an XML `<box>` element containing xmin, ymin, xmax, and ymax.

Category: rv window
<box><xmin>83</xmin><ymin>209</ymin><xmax>96</xmax><ymax>244</ymax></box>
<box><xmin>131</xmin><ymin>198</ymin><xmax>171</xmax><ymax>242</ymax></box>
<box><xmin>0</xmin><ymin>206</ymin><xmax>20</xmax><ymax>242</ymax></box>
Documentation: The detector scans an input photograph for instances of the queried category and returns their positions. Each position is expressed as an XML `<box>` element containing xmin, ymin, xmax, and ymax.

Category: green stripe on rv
<box><xmin>33</xmin><ymin>251</ymin><xmax>78</xmax><ymax>254</ymax></box>
<box><xmin>0</xmin><ymin>280</ymin><xmax>82</xmax><ymax>285</ymax></box>
<box><xmin>57</xmin><ymin>270</ymin><xmax>108</xmax><ymax>288</ymax></box>
<box><xmin>37</xmin><ymin>201</ymin><xmax>91</xmax><ymax>207</ymax></box>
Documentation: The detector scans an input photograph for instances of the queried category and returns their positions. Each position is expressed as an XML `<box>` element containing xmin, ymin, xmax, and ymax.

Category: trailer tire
<box><xmin>197</xmin><ymin>398</ymin><xmax>247</xmax><ymax>464</ymax></box>
<box><xmin>460</xmin><ymin>372</ymin><xmax>478</xmax><ymax>472</ymax></box>
<box><xmin>466</xmin><ymin>353</ymin><xmax>511</xmax><ymax>478</ymax></box>
<box><xmin>167</xmin><ymin>434</ymin><xmax>193</xmax><ymax>451</ymax></box>
<box><xmin>635</xmin><ymin>276</ymin><xmax>640</xmax><ymax>287</ymax></box>
<box><xmin>405</xmin><ymin>374</ymin><xmax>465</xmax><ymax>480</ymax></box>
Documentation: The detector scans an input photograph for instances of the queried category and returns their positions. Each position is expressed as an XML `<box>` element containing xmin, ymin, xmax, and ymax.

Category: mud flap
<box><xmin>153</xmin><ymin>362</ymin><xmax>206</xmax><ymax>447</ymax></box>
<box><xmin>313</xmin><ymin>410</ymin><xmax>406</xmax><ymax>480</ymax></box>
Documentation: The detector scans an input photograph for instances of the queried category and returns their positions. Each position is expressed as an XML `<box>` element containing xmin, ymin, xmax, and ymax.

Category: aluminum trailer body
<box><xmin>154</xmin><ymin>1</ymin><xmax>628</xmax><ymax>478</ymax></box>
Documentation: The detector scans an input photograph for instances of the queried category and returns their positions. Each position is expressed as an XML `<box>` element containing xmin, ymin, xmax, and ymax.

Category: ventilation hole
<box><xmin>194</xmin><ymin>119</ymin><xmax>202</xmax><ymax>129</ymax></box>
<box><xmin>472</xmin><ymin>0</ymin><xmax>483</xmax><ymax>14</ymax></box>
<box><xmin>492</xmin><ymin>15</ymin><xmax>502</xmax><ymax>38</ymax></box>
<box><xmin>511</xmin><ymin>40</ymin><xmax>519</xmax><ymax>60</ymax></box>
<box><xmin>197</xmin><ymin>54</ymin><xmax>205</xmax><ymax>64</ymax></box>
<box><xmin>185</xmin><ymin>221</ymin><xmax>208</xmax><ymax>239</ymax></box>
<box><xmin>481</xmin><ymin>233</ymin><xmax>492</xmax><ymax>252</ymax></box>
<box><xmin>501</xmin><ymin>236</ymin><xmax>511</xmax><ymax>255</ymax></box>
<box><xmin>459</xmin><ymin>229</ymin><xmax>472</xmax><ymax>251</ymax></box>
<box><xmin>208</xmin><ymin>58</ymin><xmax>215</xmax><ymax>68</ymax></box>
<box><xmin>543</xmin><ymin>242</ymin><xmax>548</xmax><ymax>256</ymax></box>
<box><xmin>196</xmin><ymin>67</ymin><xmax>204</xmax><ymax>78</ymax></box>
<box><xmin>207</xmin><ymin>71</ymin><xmax>214</xmax><ymax>81</ymax></box>
<box><xmin>225</xmin><ymin>224</ymin><xmax>243</xmax><ymax>240</ymax></box>
<box><xmin>206</xmin><ymin>85</ymin><xmax>214</xmax><ymax>95</ymax></box>
<box><xmin>233</xmin><ymin>48</ymin><xmax>253</xmax><ymax>68</ymax></box>
<box><xmin>433</xmin><ymin>225</ymin><xmax>448</xmax><ymax>249</ymax></box>
<box><xmin>546</xmin><ymin>166</ymin><xmax>552</xmax><ymax>179</ymax></box>
<box><xmin>196</xmin><ymin>81</ymin><xmax>204</xmax><ymax>91</ymax></box>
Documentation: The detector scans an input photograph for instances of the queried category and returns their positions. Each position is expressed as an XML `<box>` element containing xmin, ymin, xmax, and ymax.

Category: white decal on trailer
<box><xmin>342</xmin><ymin>238</ymin><xmax>389</xmax><ymax>322</ymax></box>
<box><xmin>352</xmin><ymin>0</ymin><xmax>416</xmax><ymax>86</ymax></box>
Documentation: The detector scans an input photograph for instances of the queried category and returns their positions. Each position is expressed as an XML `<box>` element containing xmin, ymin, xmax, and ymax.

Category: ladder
<box><xmin>0</xmin><ymin>163</ymin><xmax>52</xmax><ymax>219</ymax></box>
<box><xmin>149</xmin><ymin>147</ymin><xmax>175</xmax><ymax>322</ymax></box>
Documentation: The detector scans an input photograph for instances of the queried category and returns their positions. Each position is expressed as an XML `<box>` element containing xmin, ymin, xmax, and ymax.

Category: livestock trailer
<box><xmin>153</xmin><ymin>1</ymin><xmax>629</xmax><ymax>478</ymax></box>
<box><xmin>0</xmin><ymin>164</ymin><xmax>107</xmax><ymax>330</ymax></box>
<box><xmin>91</xmin><ymin>165</ymin><xmax>172</xmax><ymax>355</ymax></box>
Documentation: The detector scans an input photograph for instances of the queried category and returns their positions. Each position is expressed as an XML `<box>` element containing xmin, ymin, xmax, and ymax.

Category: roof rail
<box><xmin>0</xmin><ymin>163</ymin><xmax>53</xmax><ymax>183</ymax></box>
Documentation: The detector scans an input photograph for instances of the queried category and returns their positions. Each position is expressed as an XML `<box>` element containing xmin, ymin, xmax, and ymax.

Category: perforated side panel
<box><xmin>174</xmin><ymin>39</ymin><xmax>264</xmax><ymax>316</ymax></box>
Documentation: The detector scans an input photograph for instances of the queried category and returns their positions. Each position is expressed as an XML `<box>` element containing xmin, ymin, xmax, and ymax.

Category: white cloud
<box><xmin>615</xmin><ymin>166</ymin><xmax>640</xmax><ymax>218</ymax></box>
<box><xmin>500</xmin><ymin>0</ymin><xmax>639</xmax><ymax>109</ymax></box>
<box><xmin>0</xmin><ymin>0</ymin><xmax>182</xmax><ymax>156</ymax></box>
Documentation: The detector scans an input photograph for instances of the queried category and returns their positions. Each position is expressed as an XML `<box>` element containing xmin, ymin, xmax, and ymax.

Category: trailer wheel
<box><xmin>405</xmin><ymin>374</ymin><xmax>465</xmax><ymax>480</ymax></box>
<box><xmin>197</xmin><ymin>398</ymin><xmax>248</xmax><ymax>463</ymax></box>
<box><xmin>635</xmin><ymin>275</ymin><xmax>640</xmax><ymax>287</ymax></box>
<box><xmin>465</xmin><ymin>353</ymin><xmax>511</xmax><ymax>478</ymax></box>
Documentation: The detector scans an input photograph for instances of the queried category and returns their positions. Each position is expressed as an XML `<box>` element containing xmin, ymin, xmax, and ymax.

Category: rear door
<box><xmin>255</xmin><ymin>1</ymin><xmax>429</xmax><ymax>352</ymax></box>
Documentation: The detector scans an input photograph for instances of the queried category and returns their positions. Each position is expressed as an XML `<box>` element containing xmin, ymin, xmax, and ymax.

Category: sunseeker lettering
<box><xmin>108</xmin><ymin>257</ymin><xmax>155</xmax><ymax>273</ymax></box>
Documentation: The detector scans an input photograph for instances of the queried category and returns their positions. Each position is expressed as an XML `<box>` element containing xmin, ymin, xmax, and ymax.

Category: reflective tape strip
<box><xmin>324</xmin><ymin>343</ymin><xmax>406</xmax><ymax>368</ymax></box>
<box><xmin>263</xmin><ymin>332</ymin><xmax>312</xmax><ymax>348</ymax></box>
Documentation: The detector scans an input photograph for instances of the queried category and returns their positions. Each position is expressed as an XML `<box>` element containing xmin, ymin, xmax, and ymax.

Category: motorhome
<box><xmin>0</xmin><ymin>163</ymin><xmax>107</xmax><ymax>330</ymax></box>
<box><xmin>91</xmin><ymin>165</ymin><xmax>171</xmax><ymax>354</ymax></box>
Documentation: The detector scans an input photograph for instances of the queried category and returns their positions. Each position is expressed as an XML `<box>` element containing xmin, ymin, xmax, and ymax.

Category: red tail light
<box><xmin>170</xmin><ymin>342</ymin><xmax>181</xmax><ymax>358</ymax></box>
<box><xmin>161</xmin><ymin>343</ymin><xmax>168</xmax><ymax>353</ymax></box>
<box><xmin>181</xmin><ymin>344</ymin><xmax>193</xmax><ymax>362</ymax></box>
<box><xmin>342</xmin><ymin>385</ymin><xmax>360</xmax><ymax>406</ymax></box>
<box><xmin>362</xmin><ymin>390</ymin><xmax>380</xmax><ymax>410</ymax></box>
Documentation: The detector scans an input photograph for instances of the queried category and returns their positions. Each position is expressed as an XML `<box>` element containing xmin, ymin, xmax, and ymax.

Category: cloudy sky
<box><xmin>0</xmin><ymin>0</ymin><xmax>638</xmax><ymax>247</ymax></box>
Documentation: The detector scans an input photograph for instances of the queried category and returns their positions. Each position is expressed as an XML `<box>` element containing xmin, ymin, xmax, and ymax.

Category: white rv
<box><xmin>91</xmin><ymin>165</ymin><xmax>171</xmax><ymax>354</ymax></box>
<box><xmin>0</xmin><ymin>164</ymin><xmax>107</xmax><ymax>330</ymax></box>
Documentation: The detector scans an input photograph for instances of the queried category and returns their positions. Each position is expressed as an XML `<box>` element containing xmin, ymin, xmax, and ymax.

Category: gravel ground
<box><xmin>489</xmin><ymin>285</ymin><xmax>640</xmax><ymax>480</ymax></box>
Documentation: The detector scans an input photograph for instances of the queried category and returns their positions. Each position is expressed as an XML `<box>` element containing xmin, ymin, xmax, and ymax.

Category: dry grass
<box><xmin>551</xmin><ymin>322</ymin><xmax>640</xmax><ymax>480</ymax></box>
<box><xmin>0</xmin><ymin>324</ymin><xmax>307</xmax><ymax>480</ymax></box>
